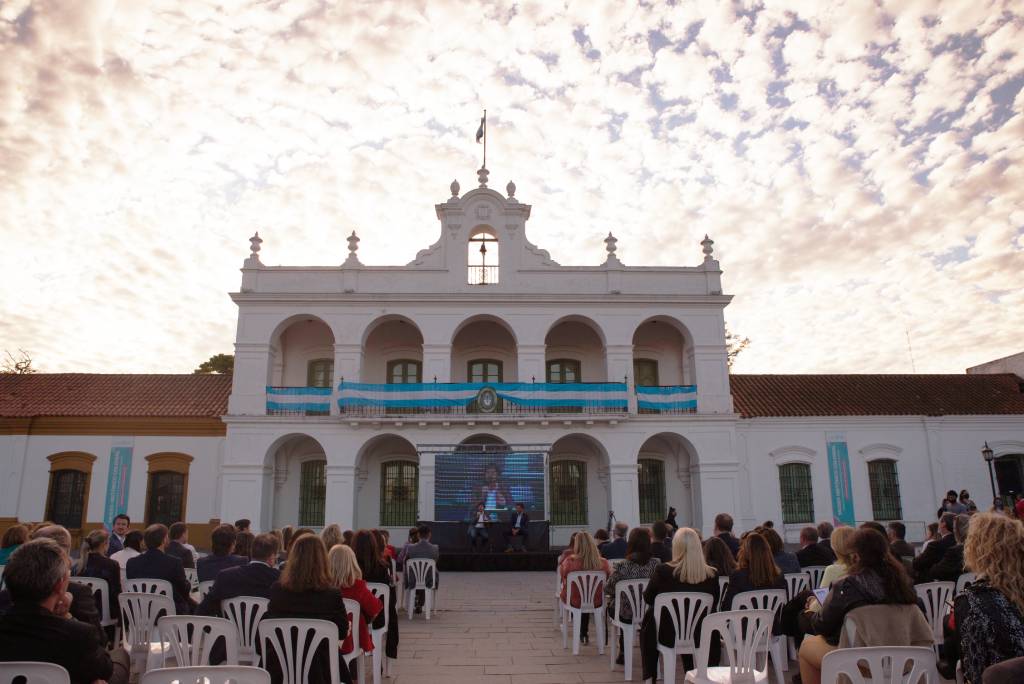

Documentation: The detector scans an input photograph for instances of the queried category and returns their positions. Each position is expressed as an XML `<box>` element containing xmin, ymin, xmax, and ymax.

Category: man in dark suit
<box><xmin>0</xmin><ymin>538</ymin><xmax>127</xmax><ymax>684</ymax></box>
<box><xmin>106</xmin><ymin>513</ymin><xmax>131</xmax><ymax>556</ymax></box>
<box><xmin>796</xmin><ymin>526</ymin><xmax>834</xmax><ymax>567</ymax></box>
<box><xmin>405</xmin><ymin>525</ymin><xmax>440</xmax><ymax>614</ymax></box>
<box><xmin>165</xmin><ymin>522</ymin><xmax>195</xmax><ymax>570</ymax></box>
<box><xmin>198</xmin><ymin>534</ymin><xmax>281</xmax><ymax>616</ymax></box>
<box><xmin>922</xmin><ymin>514</ymin><xmax>968</xmax><ymax>583</ymax></box>
<box><xmin>127</xmin><ymin>524</ymin><xmax>195</xmax><ymax>614</ymax></box>
<box><xmin>600</xmin><ymin>522</ymin><xmax>629</xmax><ymax>559</ymax></box>
<box><xmin>816</xmin><ymin>521</ymin><xmax>838</xmax><ymax>562</ymax></box>
<box><xmin>649</xmin><ymin>521</ymin><xmax>672</xmax><ymax>562</ymax></box>
<box><xmin>197</xmin><ymin>524</ymin><xmax>248</xmax><ymax>582</ymax></box>
<box><xmin>887</xmin><ymin>521</ymin><xmax>915</xmax><ymax>560</ymax></box>
<box><xmin>504</xmin><ymin>502</ymin><xmax>530</xmax><ymax>552</ymax></box>
<box><xmin>913</xmin><ymin>513</ymin><xmax>957</xmax><ymax>580</ymax></box>
<box><xmin>713</xmin><ymin>513</ymin><xmax>740</xmax><ymax>557</ymax></box>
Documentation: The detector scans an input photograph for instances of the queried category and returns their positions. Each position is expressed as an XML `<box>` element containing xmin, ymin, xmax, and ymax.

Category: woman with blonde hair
<box><xmin>559</xmin><ymin>531</ymin><xmax>611</xmax><ymax>644</ymax></box>
<box><xmin>819</xmin><ymin>525</ymin><xmax>856</xmax><ymax>588</ymax></box>
<box><xmin>75</xmin><ymin>528</ymin><xmax>122</xmax><ymax>633</ymax></box>
<box><xmin>953</xmin><ymin>513</ymin><xmax>1024</xmax><ymax>684</ymax></box>
<box><xmin>640</xmin><ymin>528</ymin><xmax>720</xmax><ymax>681</ymax></box>
<box><xmin>321</xmin><ymin>523</ymin><xmax>344</xmax><ymax>550</ymax></box>
<box><xmin>328</xmin><ymin>544</ymin><xmax>383</xmax><ymax>681</ymax></box>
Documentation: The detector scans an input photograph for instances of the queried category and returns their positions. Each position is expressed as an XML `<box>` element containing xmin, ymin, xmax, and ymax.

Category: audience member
<box><xmin>75</xmin><ymin>529</ymin><xmax>122</xmax><ymax>632</ymax></box>
<box><xmin>990</xmin><ymin>497</ymin><xmax>1008</xmax><ymax>515</ymax></box>
<box><xmin>343</xmin><ymin>529</ymin><xmax>355</xmax><ymax>547</ymax></box>
<box><xmin>165</xmin><ymin>522</ymin><xmax>195</xmax><ymax>569</ymax></box>
<box><xmin>959</xmin><ymin>490</ymin><xmax>975</xmax><ymax>510</ymax></box>
<box><xmin>126</xmin><ymin>523</ymin><xmax>195</xmax><ymax>614</ymax></box>
<box><xmin>761</xmin><ymin>526</ymin><xmax>800</xmax><ymax>574</ymax></box>
<box><xmin>722</xmin><ymin>532</ymin><xmax>787</xmax><ymax>619</ymax></box>
<box><xmin>922</xmin><ymin>521</ymin><xmax>940</xmax><ymax>551</ymax></box>
<box><xmin>106</xmin><ymin>514</ymin><xmax>130</xmax><ymax>556</ymax></box>
<box><xmin>664</xmin><ymin>507</ymin><xmax>678</xmax><ymax>532</ymax></box>
<box><xmin>953</xmin><ymin>513</ymin><xmax>1024</xmax><ymax>684</ymax></box>
<box><xmin>234</xmin><ymin>519</ymin><xmax>251</xmax><ymax>533</ymax></box>
<box><xmin>0</xmin><ymin>538</ymin><xmax>128</xmax><ymax>684</ymax></box>
<box><xmin>197</xmin><ymin>523</ymin><xmax>248</xmax><ymax>582</ymax></box>
<box><xmin>380</xmin><ymin>530</ymin><xmax>397</xmax><ymax>559</ymax></box>
<box><xmin>605</xmin><ymin>528</ymin><xmax>658</xmax><ymax>665</ymax></box>
<box><xmin>559</xmin><ymin>531</ymin><xmax>610</xmax><ymax>645</ymax></box>
<box><xmin>1015</xmin><ymin>493</ymin><xmax>1024</xmax><ymax>519</ymax></box>
<box><xmin>594</xmin><ymin>527</ymin><xmax>610</xmax><ymax>550</ymax></box>
<box><xmin>797</xmin><ymin>528</ymin><xmax>925</xmax><ymax>684</ymax></box>
<box><xmin>939</xmin><ymin>489</ymin><xmax>968</xmax><ymax>516</ymax></box>
<box><xmin>234</xmin><ymin>530</ymin><xmax>254</xmax><ymax>560</ymax></box>
<box><xmin>763</xmin><ymin>520</ymin><xmax>774</xmax><ymax>529</ymax></box>
<box><xmin>913</xmin><ymin>512</ymin><xmax>956</xmax><ymax>579</ymax></box>
<box><xmin>887</xmin><ymin>521</ymin><xmax>915</xmax><ymax>560</ymax></box>
<box><xmin>703</xmin><ymin>535</ymin><xmax>737</xmax><ymax>577</ymax></box>
<box><xmin>266</xmin><ymin>534</ymin><xmax>352</xmax><ymax>684</ymax></box>
<box><xmin>110</xmin><ymin>529</ymin><xmax>144</xmax><ymax>569</ymax></box>
<box><xmin>859</xmin><ymin>521</ymin><xmax>887</xmax><ymax>536</ymax></box>
<box><xmin>353</xmin><ymin>529</ymin><xmax>400</xmax><ymax>661</ymax></box>
<box><xmin>713</xmin><ymin>513</ymin><xmax>740</xmax><ymax>556</ymax></box>
<box><xmin>329</xmin><ymin>543</ymin><xmax>383</xmax><ymax>681</ymax></box>
<box><xmin>558</xmin><ymin>532</ymin><xmax>580</xmax><ymax>565</ymax></box>
<box><xmin>278</xmin><ymin>525</ymin><xmax>295</xmax><ymax>564</ymax></box>
<box><xmin>396</xmin><ymin>527</ymin><xmax>419</xmax><ymax>569</ymax></box>
<box><xmin>0</xmin><ymin>524</ymin><xmax>28</xmax><ymax>565</ymax></box>
<box><xmin>641</xmin><ymin>528</ymin><xmax>719</xmax><ymax>680</ymax></box>
<box><xmin>403</xmin><ymin>525</ymin><xmax>439</xmax><ymax>618</ymax></box>
<box><xmin>796</xmin><ymin>526</ymin><xmax>831</xmax><ymax>568</ymax></box>
<box><xmin>322</xmin><ymin>523</ymin><xmax>344</xmax><ymax>550</ymax></box>
<box><xmin>649</xmin><ymin>521</ymin><xmax>672</xmax><ymax>562</ymax></box>
<box><xmin>197</xmin><ymin>533</ymin><xmax>280</xmax><ymax>616</ymax></box>
<box><xmin>600</xmin><ymin>522</ymin><xmax>629</xmax><ymax>559</ymax></box>
<box><xmin>923</xmin><ymin>513</ymin><xmax>969</xmax><ymax>583</ymax></box>
<box><xmin>820</xmin><ymin>526</ymin><xmax>857</xmax><ymax>588</ymax></box>
<box><xmin>816</xmin><ymin>521</ymin><xmax>837</xmax><ymax>561</ymax></box>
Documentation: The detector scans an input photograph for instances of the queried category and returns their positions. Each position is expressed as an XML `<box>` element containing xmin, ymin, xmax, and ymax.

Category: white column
<box><xmin>325</xmin><ymin>464</ymin><xmax>357</xmax><ymax>528</ymax></box>
<box><xmin>422</xmin><ymin>343</ymin><xmax>451</xmax><ymax>383</ymax></box>
<box><xmin>606</xmin><ymin>344</ymin><xmax>636</xmax><ymax>413</ymax></box>
<box><xmin>418</xmin><ymin>452</ymin><xmax>436</xmax><ymax>522</ymax></box>
<box><xmin>691</xmin><ymin>461</ymin><xmax>741</xmax><ymax>537</ymax></box>
<box><xmin>219</xmin><ymin>464</ymin><xmax>269</xmax><ymax>530</ymax></box>
<box><xmin>692</xmin><ymin>344</ymin><xmax>733</xmax><ymax>414</ymax></box>
<box><xmin>333</xmin><ymin>343</ymin><xmax>363</xmax><ymax>416</ymax></box>
<box><xmin>607</xmin><ymin>463</ymin><xmax>640</xmax><ymax>528</ymax></box>
<box><xmin>517</xmin><ymin>344</ymin><xmax>546</xmax><ymax>383</ymax></box>
<box><xmin>229</xmin><ymin>343</ymin><xmax>272</xmax><ymax>415</ymax></box>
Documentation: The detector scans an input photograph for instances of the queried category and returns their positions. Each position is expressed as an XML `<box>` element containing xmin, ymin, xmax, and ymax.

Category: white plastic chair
<box><xmin>198</xmin><ymin>580</ymin><xmax>216</xmax><ymax>600</ymax></box>
<box><xmin>684</xmin><ymin>609</ymin><xmax>774</xmax><ymax>683</ymax></box>
<box><xmin>805</xmin><ymin>565</ymin><xmax>828</xmax><ymax>589</ymax></box>
<box><xmin>730</xmin><ymin>589</ymin><xmax>787</xmax><ymax>683</ymax></box>
<box><xmin>608</xmin><ymin>578</ymin><xmax>648</xmax><ymax>680</ymax></box>
<box><xmin>185</xmin><ymin>567</ymin><xmax>199</xmax><ymax>593</ymax></box>
<box><xmin>914</xmin><ymin>581</ymin><xmax>955</xmax><ymax>655</ymax></box>
<box><xmin>553</xmin><ymin>569</ymin><xmax>563</xmax><ymax>626</ymax></box>
<box><xmin>127</xmin><ymin>578</ymin><xmax>174</xmax><ymax>597</ymax></box>
<box><xmin>783</xmin><ymin>572</ymin><xmax>810</xmax><ymax>600</ymax></box>
<box><xmin>366</xmin><ymin>582</ymin><xmax>391</xmax><ymax>684</ymax></box>
<box><xmin>954</xmin><ymin>572</ymin><xmax>977</xmax><ymax>596</ymax></box>
<box><xmin>0</xmin><ymin>662</ymin><xmax>71</xmax><ymax>684</ymax></box>
<box><xmin>159</xmin><ymin>615</ymin><xmax>239</xmax><ymax>667</ymax></box>
<box><xmin>404</xmin><ymin>558</ymin><xmax>438</xmax><ymax>620</ymax></box>
<box><xmin>561</xmin><ymin>570</ymin><xmax>607</xmax><ymax>656</ymax></box>
<box><xmin>342</xmin><ymin>598</ymin><xmax>365</xmax><ymax>683</ymax></box>
<box><xmin>222</xmin><ymin>596</ymin><xmax>269</xmax><ymax>666</ymax></box>
<box><xmin>716</xmin><ymin>575</ymin><xmax>730</xmax><ymax>611</ymax></box>
<box><xmin>119</xmin><ymin>591</ymin><xmax>176</xmax><ymax>675</ymax></box>
<box><xmin>820</xmin><ymin>646</ymin><xmax>940</xmax><ymax>683</ymax></box>
<box><xmin>258</xmin><ymin>618</ymin><xmax>341</xmax><ymax>684</ymax></box>
<box><xmin>652</xmin><ymin>591</ymin><xmax>715</xmax><ymax>684</ymax></box>
<box><xmin>76</xmin><ymin>576</ymin><xmax>119</xmax><ymax>641</ymax></box>
<box><xmin>0</xmin><ymin>564</ymin><xmax>5</xmax><ymax>590</ymax></box>
<box><xmin>140</xmin><ymin>665</ymin><xmax>271</xmax><ymax>684</ymax></box>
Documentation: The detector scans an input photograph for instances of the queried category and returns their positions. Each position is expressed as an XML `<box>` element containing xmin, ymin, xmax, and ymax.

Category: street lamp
<box><xmin>982</xmin><ymin>441</ymin><xmax>997</xmax><ymax>503</ymax></box>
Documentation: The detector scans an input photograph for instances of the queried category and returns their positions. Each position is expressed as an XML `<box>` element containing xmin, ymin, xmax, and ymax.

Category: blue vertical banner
<box><xmin>103</xmin><ymin>437</ymin><xmax>134</xmax><ymax>529</ymax></box>
<box><xmin>825</xmin><ymin>432</ymin><xmax>856</xmax><ymax>526</ymax></box>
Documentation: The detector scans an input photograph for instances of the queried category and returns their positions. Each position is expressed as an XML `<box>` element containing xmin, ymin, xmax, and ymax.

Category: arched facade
<box><xmin>636</xmin><ymin>433</ymin><xmax>698</xmax><ymax>529</ymax></box>
<box><xmin>264</xmin><ymin>433</ymin><xmax>329</xmax><ymax>530</ymax></box>
<box><xmin>354</xmin><ymin>434</ymin><xmax>420</xmax><ymax>530</ymax></box>
<box><xmin>632</xmin><ymin>316</ymin><xmax>696</xmax><ymax>386</ymax></box>
<box><xmin>360</xmin><ymin>315</ymin><xmax>425</xmax><ymax>384</ymax></box>
<box><xmin>544</xmin><ymin>316</ymin><xmax>608</xmax><ymax>383</ymax></box>
<box><xmin>450</xmin><ymin>315</ymin><xmax>518</xmax><ymax>383</ymax></box>
<box><xmin>268</xmin><ymin>314</ymin><xmax>336</xmax><ymax>387</ymax></box>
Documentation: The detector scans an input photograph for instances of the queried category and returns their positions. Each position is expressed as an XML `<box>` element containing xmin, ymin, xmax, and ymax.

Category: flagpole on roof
<box><xmin>482</xmin><ymin>109</ymin><xmax>487</xmax><ymax>169</ymax></box>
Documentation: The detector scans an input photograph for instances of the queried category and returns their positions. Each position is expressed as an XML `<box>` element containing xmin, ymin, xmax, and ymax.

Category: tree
<box><xmin>1</xmin><ymin>349</ymin><xmax>36</xmax><ymax>374</ymax></box>
<box><xmin>725</xmin><ymin>326</ymin><xmax>750</xmax><ymax>369</ymax></box>
<box><xmin>194</xmin><ymin>353</ymin><xmax>234</xmax><ymax>374</ymax></box>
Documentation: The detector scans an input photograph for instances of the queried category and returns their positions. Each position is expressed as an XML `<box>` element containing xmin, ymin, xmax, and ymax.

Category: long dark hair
<box><xmin>353</xmin><ymin>529</ymin><xmax>385</xmax><ymax>575</ymax></box>
<box><xmin>737</xmin><ymin>533</ymin><xmax>781</xmax><ymax>587</ymax></box>
<box><xmin>625</xmin><ymin>527</ymin><xmax>652</xmax><ymax>565</ymax></box>
<box><xmin>848</xmin><ymin>528</ymin><xmax>915</xmax><ymax>604</ymax></box>
<box><xmin>703</xmin><ymin>536</ymin><xmax>736</xmax><ymax>576</ymax></box>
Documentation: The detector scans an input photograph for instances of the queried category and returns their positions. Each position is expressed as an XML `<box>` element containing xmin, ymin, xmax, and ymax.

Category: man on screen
<box><xmin>504</xmin><ymin>502</ymin><xmax>529</xmax><ymax>552</ymax></box>
<box><xmin>474</xmin><ymin>462</ymin><xmax>512</xmax><ymax>510</ymax></box>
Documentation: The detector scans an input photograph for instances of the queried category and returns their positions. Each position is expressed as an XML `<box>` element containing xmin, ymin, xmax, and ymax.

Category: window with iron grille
<box><xmin>778</xmin><ymin>463</ymin><xmax>814</xmax><ymax>524</ymax></box>
<box><xmin>549</xmin><ymin>460</ymin><xmax>587</xmax><ymax>526</ymax></box>
<box><xmin>638</xmin><ymin>459</ymin><xmax>667</xmax><ymax>524</ymax></box>
<box><xmin>633</xmin><ymin>359</ymin><xmax>659</xmax><ymax>387</ymax></box>
<box><xmin>146</xmin><ymin>471</ymin><xmax>185</xmax><ymax>526</ymax></box>
<box><xmin>299</xmin><ymin>460</ymin><xmax>327</xmax><ymax>527</ymax></box>
<box><xmin>380</xmin><ymin>460</ymin><xmax>419</xmax><ymax>526</ymax></box>
<box><xmin>547</xmin><ymin>359</ymin><xmax>581</xmax><ymax>383</ymax></box>
<box><xmin>306</xmin><ymin>359</ymin><xmax>333</xmax><ymax>388</ymax></box>
<box><xmin>387</xmin><ymin>359</ymin><xmax>422</xmax><ymax>384</ymax></box>
<box><xmin>46</xmin><ymin>469</ymin><xmax>88</xmax><ymax>529</ymax></box>
<box><xmin>868</xmin><ymin>459</ymin><xmax>903</xmax><ymax>521</ymax></box>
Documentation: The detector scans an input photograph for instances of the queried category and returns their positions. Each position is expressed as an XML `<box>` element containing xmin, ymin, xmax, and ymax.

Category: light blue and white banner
<box><xmin>826</xmin><ymin>431</ymin><xmax>856</xmax><ymax>527</ymax></box>
<box><xmin>103</xmin><ymin>437</ymin><xmax>133</xmax><ymax>528</ymax></box>
<box><xmin>337</xmin><ymin>381</ymin><xmax>629</xmax><ymax>410</ymax></box>
<box><xmin>266</xmin><ymin>386</ymin><xmax>332</xmax><ymax>413</ymax></box>
<box><xmin>635</xmin><ymin>385</ymin><xmax>698</xmax><ymax>411</ymax></box>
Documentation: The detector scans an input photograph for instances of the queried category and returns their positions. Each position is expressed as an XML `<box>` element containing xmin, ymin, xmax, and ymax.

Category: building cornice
<box><xmin>0</xmin><ymin>416</ymin><xmax>226</xmax><ymax>436</ymax></box>
<box><xmin>229</xmin><ymin>292</ymin><xmax>733</xmax><ymax>306</ymax></box>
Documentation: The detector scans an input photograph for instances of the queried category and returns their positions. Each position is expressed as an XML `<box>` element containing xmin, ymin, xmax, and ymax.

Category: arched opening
<box><xmin>450</xmin><ymin>315</ymin><xmax>518</xmax><ymax>383</ymax></box>
<box><xmin>631</xmin><ymin>317</ymin><xmax>694</xmax><ymax>386</ymax></box>
<box><xmin>265</xmin><ymin>434</ymin><xmax>328</xmax><ymax>529</ymax></box>
<box><xmin>268</xmin><ymin>315</ymin><xmax>336</xmax><ymax>388</ymax></box>
<box><xmin>354</xmin><ymin>434</ymin><xmax>420</xmax><ymax>532</ymax></box>
<box><xmin>544</xmin><ymin>317</ymin><xmax>608</xmax><ymax>383</ymax></box>
<box><xmin>361</xmin><ymin>316</ymin><xmax>425</xmax><ymax>384</ymax></box>
<box><xmin>637</xmin><ymin>433</ymin><xmax>697</xmax><ymax>528</ymax></box>
<box><xmin>994</xmin><ymin>454</ymin><xmax>1024</xmax><ymax>500</ymax></box>
<box><xmin>144</xmin><ymin>453</ymin><xmax>193</xmax><ymax>527</ymax></box>
<box><xmin>549</xmin><ymin>434</ymin><xmax>610</xmax><ymax>545</ymax></box>
<box><xmin>45</xmin><ymin>452</ymin><xmax>97</xmax><ymax>537</ymax></box>
<box><xmin>468</xmin><ymin>227</ymin><xmax>498</xmax><ymax>284</ymax></box>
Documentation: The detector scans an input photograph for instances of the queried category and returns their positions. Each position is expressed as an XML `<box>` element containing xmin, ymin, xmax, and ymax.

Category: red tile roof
<box><xmin>0</xmin><ymin>373</ymin><xmax>232</xmax><ymax>418</ymax></box>
<box><xmin>730</xmin><ymin>374</ymin><xmax>1024</xmax><ymax>418</ymax></box>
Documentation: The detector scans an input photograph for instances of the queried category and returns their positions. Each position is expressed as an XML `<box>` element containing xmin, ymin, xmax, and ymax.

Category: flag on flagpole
<box><xmin>475</xmin><ymin>115</ymin><xmax>485</xmax><ymax>143</ymax></box>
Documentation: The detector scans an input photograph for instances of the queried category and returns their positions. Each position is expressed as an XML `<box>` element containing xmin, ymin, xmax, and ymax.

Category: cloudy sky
<box><xmin>1</xmin><ymin>0</ymin><xmax>1021</xmax><ymax>375</ymax></box>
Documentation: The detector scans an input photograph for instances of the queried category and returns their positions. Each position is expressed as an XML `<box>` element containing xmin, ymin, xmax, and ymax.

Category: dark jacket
<box><xmin>924</xmin><ymin>544</ymin><xmax>965</xmax><ymax>583</ymax></box>
<box><xmin>717</xmin><ymin>533</ymin><xmax>740</xmax><ymax>557</ymax></box>
<box><xmin>954</xmin><ymin>580</ymin><xmax>1024</xmax><ymax>684</ymax></box>
<box><xmin>797</xmin><ymin>543</ymin><xmax>835</xmax><ymax>568</ymax></box>
<box><xmin>600</xmin><ymin>538</ymin><xmax>628</xmax><ymax>560</ymax></box>
<box><xmin>77</xmin><ymin>553</ymin><xmax>123</xmax><ymax>621</ymax></box>
<box><xmin>640</xmin><ymin>563</ymin><xmax>719</xmax><ymax>681</ymax></box>
<box><xmin>0</xmin><ymin>603</ymin><xmax>114</xmax><ymax>684</ymax></box>
<box><xmin>361</xmin><ymin>562</ymin><xmax>399</xmax><ymax>659</ymax></box>
<box><xmin>817</xmin><ymin>538</ymin><xmax>837</xmax><ymax>562</ymax></box>
<box><xmin>0</xmin><ymin>581</ymin><xmax>104</xmax><ymax>643</ymax></box>
<box><xmin>166</xmin><ymin>540</ymin><xmax>195</xmax><ymax>569</ymax></box>
<box><xmin>197</xmin><ymin>553</ymin><xmax>248</xmax><ymax>582</ymax></box>
<box><xmin>774</xmin><ymin>551</ymin><xmax>801</xmax><ymax>575</ymax></box>
<box><xmin>804</xmin><ymin>571</ymin><xmax>916</xmax><ymax>646</ymax></box>
<box><xmin>106</xmin><ymin>533</ymin><xmax>125</xmax><ymax>556</ymax></box>
<box><xmin>650</xmin><ymin>540</ymin><xmax>672</xmax><ymax>563</ymax></box>
<box><xmin>509</xmin><ymin>510</ymin><xmax>529</xmax><ymax>536</ymax></box>
<box><xmin>197</xmin><ymin>561</ymin><xmax>279</xmax><ymax>616</ymax></box>
<box><xmin>890</xmin><ymin>539</ymin><xmax>915</xmax><ymax>560</ymax></box>
<box><xmin>126</xmin><ymin>548</ymin><xmax>194</xmax><ymax>614</ymax></box>
<box><xmin>266</xmin><ymin>583</ymin><xmax>352</xmax><ymax>684</ymax></box>
<box><xmin>913</xmin><ymin>533</ymin><xmax>955</xmax><ymax>579</ymax></box>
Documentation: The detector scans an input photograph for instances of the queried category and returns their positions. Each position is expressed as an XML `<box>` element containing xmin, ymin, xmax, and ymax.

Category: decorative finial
<box><xmin>344</xmin><ymin>230</ymin><xmax>362</xmax><ymax>266</ymax></box>
<box><xmin>603</xmin><ymin>232</ymin><xmax>622</xmax><ymax>266</ymax></box>
<box><xmin>506</xmin><ymin>180</ymin><xmax>516</xmax><ymax>199</ymax></box>
<box><xmin>249</xmin><ymin>231</ymin><xmax>263</xmax><ymax>257</ymax></box>
<box><xmin>477</xmin><ymin>167</ymin><xmax>489</xmax><ymax>188</ymax></box>
<box><xmin>701</xmin><ymin>234</ymin><xmax>715</xmax><ymax>262</ymax></box>
<box><xmin>450</xmin><ymin>179</ymin><xmax>460</xmax><ymax>198</ymax></box>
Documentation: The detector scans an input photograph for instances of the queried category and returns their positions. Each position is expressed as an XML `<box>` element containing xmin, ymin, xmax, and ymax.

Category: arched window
<box><xmin>638</xmin><ymin>459</ymin><xmax>666</xmax><ymax>524</ymax></box>
<box><xmin>778</xmin><ymin>463</ymin><xmax>814</xmax><ymax>524</ymax></box>
<box><xmin>468</xmin><ymin>230</ymin><xmax>498</xmax><ymax>284</ymax></box>
<box><xmin>307</xmin><ymin>359</ymin><xmax>334</xmax><ymax>388</ymax></box>
<box><xmin>298</xmin><ymin>460</ymin><xmax>326</xmax><ymax>527</ymax></box>
<box><xmin>44</xmin><ymin>452</ymin><xmax>96</xmax><ymax>531</ymax></box>
<box><xmin>387</xmin><ymin>359</ymin><xmax>422</xmax><ymax>384</ymax></box>
<box><xmin>549</xmin><ymin>460</ymin><xmax>587</xmax><ymax>526</ymax></box>
<box><xmin>380</xmin><ymin>460</ymin><xmax>419</xmax><ymax>526</ymax></box>
<box><xmin>868</xmin><ymin>460</ymin><xmax>902</xmax><ymax>521</ymax></box>
<box><xmin>145</xmin><ymin>453</ymin><xmax>192</xmax><ymax>526</ymax></box>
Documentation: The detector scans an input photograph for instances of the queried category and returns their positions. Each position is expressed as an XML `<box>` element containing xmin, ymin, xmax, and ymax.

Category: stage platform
<box><xmin>437</xmin><ymin>550</ymin><xmax>560</xmax><ymax>572</ymax></box>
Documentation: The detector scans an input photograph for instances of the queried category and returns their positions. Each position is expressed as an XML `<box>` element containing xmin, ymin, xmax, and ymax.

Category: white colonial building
<box><xmin>2</xmin><ymin>167</ymin><xmax>1024</xmax><ymax>547</ymax></box>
